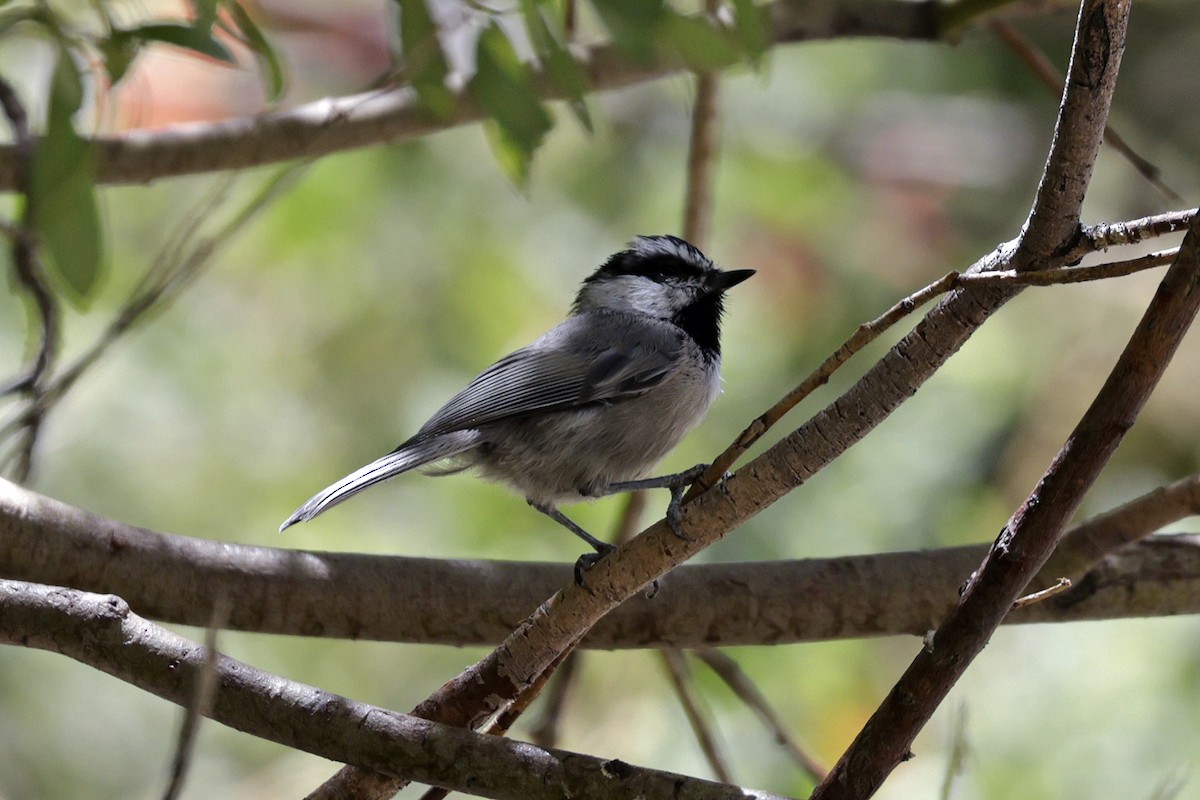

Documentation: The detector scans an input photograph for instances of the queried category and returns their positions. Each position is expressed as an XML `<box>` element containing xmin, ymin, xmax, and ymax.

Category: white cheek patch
<box><xmin>585</xmin><ymin>276</ymin><xmax>678</xmax><ymax>317</ymax></box>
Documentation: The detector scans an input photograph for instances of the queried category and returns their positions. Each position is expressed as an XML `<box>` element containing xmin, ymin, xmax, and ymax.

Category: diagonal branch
<box><xmin>814</xmin><ymin>179</ymin><xmax>1199</xmax><ymax>800</ymax></box>
<box><xmin>0</xmin><ymin>76</ymin><xmax>60</xmax><ymax>480</ymax></box>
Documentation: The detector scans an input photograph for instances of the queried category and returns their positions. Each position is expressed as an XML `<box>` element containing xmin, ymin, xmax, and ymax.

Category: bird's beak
<box><xmin>711</xmin><ymin>268</ymin><xmax>756</xmax><ymax>292</ymax></box>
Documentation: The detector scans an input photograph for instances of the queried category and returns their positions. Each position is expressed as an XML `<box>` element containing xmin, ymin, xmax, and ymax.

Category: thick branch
<box><xmin>0</xmin><ymin>0</ymin><xmax>946</xmax><ymax>190</ymax></box>
<box><xmin>4</xmin><ymin>478</ymin><xmax>1198</xmax><ymax>648</ymax></box>
<box><xmin>0</xmin><ymin>580</ymin><xmax>790</xmax><ymax>800</ymax></box>
<box><xmin>816</xmin><ymin>163</ymin><xmax>1198</xmax><ymax>799</ymax></box>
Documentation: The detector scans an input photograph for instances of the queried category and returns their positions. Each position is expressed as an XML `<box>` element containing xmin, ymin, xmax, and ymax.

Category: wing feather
<box><xmin>415</xmin><ymin>313</ymin><xmax>684</xmax><ymax>438</ymax></box>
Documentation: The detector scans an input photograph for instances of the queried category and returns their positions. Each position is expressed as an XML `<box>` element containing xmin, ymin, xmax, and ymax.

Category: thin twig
<box><xmin>162</xmin><ymin>592</ymin><xmax>230</xmax><ymax>800</ymax></box>
<box><xmin>1078</xmin><ymin>208</ymin><xmax>1196</xmax><ymax>254</ymax></box>
<box><xmin>0</xmin><ymin>165</ymin><xmax>304</xmax><ymax>449</ymax></box>
<box><xmin>0</xmin><ymin>76</ymin><xmax>55</xmax><ymax>396</ymax></box>
<box><xmin>958</xmin><ymin>248</ymin><xmax>1177</xmax><ymax>286</ymax></box>
<box><xmin>694</xmin><ymin>648</ymin><xmax>827</xmax><ymax>784</ymax></box>
<box><xmin>0</xmin><ymin>76</ymin><xmax>60</xmax><ymax>481</ymax></box>
<box><xmin>991</xmin><ymin>19</ymin><xmax>1187</xmax><ymax>206</ymax></box>
<box><xmin>685</xmin><ymin>269</ymin><xmax>961</xmax><ymax>499</ymax></box>
<box><xmin>661</xmin><ymin>649</ymin><xmax>734</xmax><ymax>783</ymax></box>
<box><xmin>687</xmin><ymin>217</ymin><xmax>1190</xmax><ymax>501</ymax></box>
<box><xmin>655</xmin><ymin>17</ymin><xmax>734</xmax><ymax>784</ymax></box>
<box><xmin>1011</xmin><ymin>577</ymin><xmax>1071</xmax><ymax>609</ymax></box>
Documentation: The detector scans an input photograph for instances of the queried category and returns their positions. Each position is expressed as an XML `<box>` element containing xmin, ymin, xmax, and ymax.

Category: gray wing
<box><xmin>414</xmin><ymin>313</ymin><xmax>685</xmax><ymax>439</ymax></box>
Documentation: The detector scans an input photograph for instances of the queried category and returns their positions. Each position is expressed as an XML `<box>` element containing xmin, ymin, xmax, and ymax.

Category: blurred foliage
<box><xmin>1</xmin><ymin>0</ymin><xmax>1200</xmax><ymax>799</ymax></box>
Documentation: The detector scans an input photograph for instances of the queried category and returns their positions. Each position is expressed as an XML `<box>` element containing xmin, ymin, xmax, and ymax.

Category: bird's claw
<box><xmin>666</xmin><ymin>484</ymin><xmax>692</xmax><ymax>541</ymax></box>
<box><xmin>573</xmin><ymin>544</ymin><xmax>616</xmax><ymax>587</ymax></box>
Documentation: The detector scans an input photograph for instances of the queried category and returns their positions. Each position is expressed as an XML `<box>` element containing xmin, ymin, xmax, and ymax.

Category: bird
<box><xmin>280</xmin><ymin>235</ymin><xmax>753</xmax><ymax>577</ymax></box>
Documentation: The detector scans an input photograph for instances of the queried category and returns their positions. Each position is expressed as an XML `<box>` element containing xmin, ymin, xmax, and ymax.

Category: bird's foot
<box><xmin>608</xmin><ymin>463</ymin><xmax>710</xmax><ymax>540</ymax></box>
<box><xmin>574</xmin><ymin>542</ymin><xmax>617</xmax><ymax>587</ymax></box>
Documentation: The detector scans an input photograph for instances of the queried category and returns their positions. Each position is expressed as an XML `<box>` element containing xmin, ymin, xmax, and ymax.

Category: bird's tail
<box><xmin>279</xmin><ymin>431</ymin><xmax>481</xmax><ymax>531</ymax></box>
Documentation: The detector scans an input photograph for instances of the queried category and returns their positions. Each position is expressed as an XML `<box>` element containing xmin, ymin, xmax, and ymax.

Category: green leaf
<box><xmin>227</xmin><ymin>1</ymin><xmax>286</xmax><ymax>101</ymax></box>
<box><xmin>660</xmin><ymin>12</ymin><xmax>740</xmax><ymax>71</ymax></box>
<box><xmin>30</xmin><ymin>48</ymin><xmax>104</xmax><ymax>304</ymax></box>
<box><xmin>394</xmin><ymin>0</ymin><xmax>455</xmax><ymax>120</ymax></box>
<box><xmin>190</xmin><ymin>0</ymin><xmax>220</xmax><ymax>31</ymax></box>
<box><xmin>519</xmin><ymin>0</ymin><xmax>591</xmax><ymax>131</ymax></box>
<box><xmin>470</xmin><ymin>22</ymin><xmax>553</xmax><ymax>185</ymax></box>
<box><xmin>731</xmin><ymin>0</ymin><xmax>768</xmax><ymax>63</ymax></box>
<box><xmin>98</xmin><ymin>30</ymin><xmax>139</xmax><ymax>85</ymax></box>
<box><xmin>129</xmin><ymin>23</ymin><xmax>236</xmax><ymax>63</ymax></box>
<box><xmin>589</xmin><ymin>0</ymin><xmax>668</xmax><ymax>61</ymax></box>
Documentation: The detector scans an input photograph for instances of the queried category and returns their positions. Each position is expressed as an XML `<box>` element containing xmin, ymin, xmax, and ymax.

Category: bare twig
<box><xmin>0</xmin><ymin>165</ymin><xmax>304</xmax><ymax>453</ymax></box>
<box><xmin>162</xmin><ymin>592</ymin><xmax>230</xmax><ymax>800</ymax></box>
<box><xmin>1042</xmin><ymin>472</ymin><xmax>1200</xmax><ymax>584</ymax></box>
<box><xmin>662</xmin><ymin>649</ymin><xmax>734</xmax><ymax>783</ymax></box>
<box><xmin>0</xmin><ymin>580</ymin><xmax>793</xmax><ymax>800</ymax></box>
<box><xmin>958</xmin><ymin>248</ymin><xmax>1177</xmax><ymax>286</ymax></box>
<box><xmin>686</xmin><ymin>269</ymin><xmax>962</xmax><ymax>499</ymax></box>
<box><xmin>1015</xmin><ymin>0</ymin><xmax>1132</xmax><ymax>264</ymax></box>
<box><xmin>688</xmin><ymin>207</ymin><xmax>1191</xmax><ymax>502</ymax></box>
<box><xmin>694</xmin><ymin>649</ymin><xmax>827</xmax><ymax>784</ymax></box>
<box><xmin>1011</xmin><ymin>577</ymin><xmax>1071</xmax><ymax>609</ymax></box>
<box><xmin>0</xmin><ymin>76</ymin><xmax>60</xmax><ymax>481</ymax></box>
<box><xmin>1077</xmin><ymin>209</ymin><xmax>1196</xmax><ymax>253</ymax></box>
<box><xmin>991</xmin><ymin>19</ymin><xmax>1187</xmax><ymax>206</ymax></box>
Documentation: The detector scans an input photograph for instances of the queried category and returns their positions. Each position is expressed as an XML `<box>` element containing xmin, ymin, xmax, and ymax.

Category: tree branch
<box><xmin>0</xmin><ymin>0</ymin><xmax>951</xmax><ymax>191</ymax></box>
<box><xmin>1015</xmin><ymin>0</ymin><xmax>1132</xmax><ymax>265</ymax></box>
<box><xmin>0</xmin><ymin>76</ymin><xmax>59</xmax><ymax>480</ymax></box>
<box><xmin>816</xmin><ymin>144</ymin><xmax>1197</xmax><ymax>800</ymax></box>
<box><xmin>0</xmin><ymin>580</ymin><xmax>793</xmax><ymax>800</ymax></box>
<box><xmin>4</xmin><ymin>477</ymin><xmax>1198</xmax><ymax>647</ymax></box>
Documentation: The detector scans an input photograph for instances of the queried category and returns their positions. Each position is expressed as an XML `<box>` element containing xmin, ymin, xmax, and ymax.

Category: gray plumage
<box><xmin>280</xmin><ymin>235</ymin><xmax>753</xmax><ymax>558</ymax></box>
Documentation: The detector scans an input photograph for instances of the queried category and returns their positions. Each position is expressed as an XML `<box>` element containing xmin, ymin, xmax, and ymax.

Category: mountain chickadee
<box><xmin>280</xmin><ymin>235</ymin><xmax>753</xmax><ymax>576</ymax></box>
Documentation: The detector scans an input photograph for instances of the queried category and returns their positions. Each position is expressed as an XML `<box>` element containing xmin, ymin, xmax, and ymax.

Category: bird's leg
<box><xmin>528</xmin><ymin>500</ymin><xmax>615</xmax><ymax>586</ymax></box>
<box><xmin>602</xmin><ymin>463</ymin><xmax>709</xmax><ymax>540</ymax></box>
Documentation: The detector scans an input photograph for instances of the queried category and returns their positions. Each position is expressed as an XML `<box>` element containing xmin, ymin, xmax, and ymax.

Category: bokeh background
<box><xmin>1</xmin><ymin>0</ymin><xmax>1199</xmax><ymax>797</ymax></box>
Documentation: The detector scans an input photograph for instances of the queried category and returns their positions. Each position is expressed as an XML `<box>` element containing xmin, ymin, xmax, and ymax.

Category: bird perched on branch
<box><xmin>281</xmin><ymin>235</ymin><xmax>753</xmax><ymax>579</ymax></box>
